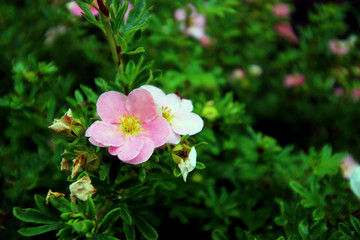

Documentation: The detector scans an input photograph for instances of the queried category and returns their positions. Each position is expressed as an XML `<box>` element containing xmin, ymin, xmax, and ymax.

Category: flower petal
<box><xmin>97</xmin><ymin>91</ymin><xmax>128</xmax><ymax>124</ymax></box>
<box><xmin>141</xmin><ymin>85</ymin><xmax>167</xmax><ymax>106</ymax></box>
<box><xmin>174</xmin><ymin>98</ymin><xmax>194</xmax><ymax>118</ymax></box>
<box><xmin>117</xmin><ymin>136</ymin><xmax>144</xmax><ymax>161</ymax></box>
<box><xmin>85</xmin><ymin>121</ymin><xmax>124</xmax><ymax>146</ymax></box>
<box><xmin>125</xmin><ymin>138</ymin><xmax>155</xmax><ymax>165</ymax></box>
<box><xmin>126</xmin><ymin>88</ymin><xmax>157</xmax><ymax>123</ymax></box>
<box><xmin>89</xmin><ymin>137</ymin><xmax>106</xmax><ymax>147</ymax></box>
<box><xmin>164</xmin><ymin>93</ymin><xmax>182</xmax><ymax>113</ymax></box>
<box><xmin>174</xmin><ymin>8</ymin><xmax>186</xmax><ymax>21</ymax></box>
<box><xmin>171</xmin><ymin>113</ymin><xmax>204</xmax><ymax>135</ymax></box>
<box><xmin>139</xmin><ymin>116</ymin><xmax>170</xmax><ymax>147</ymax></box>
<box><xmin>167</xmin><ymin>129</ymin><xmax>181</xmax><ymax>145</ymax></box>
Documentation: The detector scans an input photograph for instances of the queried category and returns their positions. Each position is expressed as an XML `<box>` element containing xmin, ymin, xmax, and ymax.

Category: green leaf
<box><xmin>212</xmin><ymin>229</ymin><xmax>228</xmax><ymax>240</ymax></box>
<box><xmin>86</xmin><ymin>196</ymin><xmax>96</xmax><ymax>219</ymax></box>
<box><xmin>310</xmin><ymin>221</ymin><xmax>328</xmax><ymax>240</ymax></box>
<box><xmin>18</xmin><ymin>223</ymin><xmax>64</xmax><ymax>237</ymax></box>
<box><xmin>139</xmin><ymin>168</ymin><xmax>146</xmax><ymax>182</ymax></box>
<box><xmin>34</xmin><ymin>195</ymin><xmax>55</xmax><ymax>216</ymax></box>
<box><xmin>133</xmin><ymin>216</ymin><xmax>158</xmax><ymax>240</ymax></box>
<box><xmin>350</xmin><ymin>215</ymin><xmax>360</xmax><ymax>236</ymax></box>
<box><xmin>299</xmin><ymin>221</ymin><xmax>310</xmax><ymax>240</ymax></box>
<box><xmin>125</xmin><ymin>47</ymin><xmax>145</xmax><ymax>55</ymax></box>
<box><xmin>13</xmin><ymin>207</ymin><xmax>58</xmax><ymax>224</ymax></box>
<box><xmin>49</xmin><ymin>195</ymin><xmax>72</xmax><ymax>213</ymax></box>
<box><xmin>338</xmin><ymin>223</ymin><xmax>353</xmax><ymax>239</ymax></box>
<box><xmin>98</xmin><ymin>208</ymin><xmax>121</xmax><ymax>232</ymax></box>
<box><xmin>80</xmin><ymin>85</ymin><xmax>99</xmax><ymax>104</ymax></box>
<box><xmin>123</xmin><ymin>222</ymin><xmax>136</xmax><ymax>240</ymax></box>
<box><xmin>75</xmin><ymin>89</ymin><xmax>84</xmax><ymax>103</ymax></box>
<box><xmin>196</xmin><ymin>162</ymin><xmax>206</xmax><ymax>170</ymax></box>
<box><xmin>120</xmin><ymin>206</ymin><xmax>132</xmax><ymax>225</ymax></box>
<box><xmin>312</xmin><ymin>208</ymin><xmax>325</xmax><ymax>221</ymax></box>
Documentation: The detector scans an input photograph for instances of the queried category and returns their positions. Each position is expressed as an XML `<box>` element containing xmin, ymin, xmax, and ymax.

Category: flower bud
<box><xmin>202</xmin><ymin>101</ymin><xmax>218</xmax><ymax>121</ymax></box>
<box><xmin>46</xmin><ymin>189</ymin><xmax>65</xmax><ymax>204</ymax></box>
<box><xmin>172</xmin><ymin>144</ymin><xmax>197</xmax><ymax>182</ymax></box>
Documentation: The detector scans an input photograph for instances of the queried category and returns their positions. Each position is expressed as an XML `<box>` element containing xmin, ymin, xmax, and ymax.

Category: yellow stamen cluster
<box><xmin>119</xmin><ymin>114</ymin><xmax>142</xmax><ymax>135</ymax></box>
<box><xmin>162</xmin><ymin>106</ymin><xmax>174</xmax><ymax>123</ymax></box>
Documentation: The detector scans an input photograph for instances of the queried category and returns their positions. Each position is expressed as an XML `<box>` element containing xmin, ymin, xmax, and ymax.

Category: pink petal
<box><xmin>192</xmin><ymin>14</ymin><xmax>206</xmax><ymax>28</ymax></box>
<box><xmin>140</xmin><ymin>85</ymin><xmax>167</xmax><ymax>106</ymax></box>
<box><xmin>174</xmin><ymin>8</ymin><xmax>186</xmax><ymax>21</ymax></box>
<box><xmin>85</xmin><ymin>121</ymin><xmax>124</xmax><ymax>146</ymax></box>
<box><xmin>167</xmin><ymin>129</ymin><xmax>181</xmax><ymax>145</ymax></box>
<box><xmin>117</xmin><ymin>136</ymin><xmax>144</xmax><ymax>161</ymax></box>
<box><xmin>139</xmin><ymin>116</ymin><xmax>170</xmax><ymax>147</ymax></box>
<box><xmin>97</xmin><ymin>91</ymin><xmax>128</xmax><ymax>124</ymax></box>
<box><xmin>108</xmin><ymin>146</ymin><xmax>122</xmax><ymax>156</ymax></box>
<box><xmin>172</xmin><ymin>113</ymin><xmax>204</xmax><ymax>135</ymax></box>
<box><xmin>126</xmin><ymin>88</ymin><xmax>157</xmax><ymax>123</ymax></box>
<box><xmin>124</xmin><ymin>138</ymin><xmax>155</xmax><ymax>164</ymax></box>
<box><xmin>89</xmin><ymin>137</ymin><xmax>106</xmax><ymax>147</ymax></box>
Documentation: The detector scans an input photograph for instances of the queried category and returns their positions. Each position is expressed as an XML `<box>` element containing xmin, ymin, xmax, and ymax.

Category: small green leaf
<box><xmin>133</xmin><ymin>216</ymin><xmax>158</xmax><ymax>240</ymax></box>
<box><xmin>86</xmin><ymin>196</ymin><xmax>96</xmax><ymax>219</ymax></box>
<box><xmin>13</xmin><ymin>207</ymin><xmax>58</xmax><ymax>224</ymax></box>
<box><xmin>120</xmin><ymin>206</ymin><xmax>132</xmax><ymax>225</ymax></box>
<box><xmin>98</xmin><ymin>208</ymin><xmax>121</xmax><ymax>232</ymax></box>
<box><xmin>212</xmin><ymin>229</ymin><xmax>228</xmax><ymax>240</ymax></box>
<box><xmin>196</xmin><ymin>162</ymin><xmax>206</xmax><ymax>170</ymax></box>
<box><xmin>18</xmin><ymin>223</ymin><xmax>64</xmax><ymax>237</ymax></box>
<box><xmin>312</xmin><ymin>208</ymin><xmax>325</xmax><ymax>221</ymax></box>
<box><xmin>338</xmin><ymin>223</ymin><xmax>353</xmax><ymax>239</ymax></box>
<box><xmin>80</xmin><ymin>85</ymin><xmax>98</xmax><ymax>104</ymax></box>
<box><xmin>34</xmin><ymin>195</ymin><xmax>55</xmax><ymax>216</ymax></box>
<box><xmin>350</xmin><ymin>215</ymin><xmax>360</xmax><ymax>235</ymax></box>
<box><xmin>299</xmin><ymin>221</ymin><xmax>310</xmax><ymax>240</ymax></box>
<box><xmin>139</xmin><ymin>168</ymin><xmax>146</xmax><ymax>182</ymax></box>
<box><xmin>49</xmin><ymin>195</ymin><xmax>72</xmax><ymax>213</ymax></box>
<box><xmin>123</xmin><ymin>222</ymin><xmax>136</xmax><ymax>240</ymax></box>
<box><xmin>125</xmin><ymin>47</ymin><xmax>145</xmax><ymax>55</ymax></box>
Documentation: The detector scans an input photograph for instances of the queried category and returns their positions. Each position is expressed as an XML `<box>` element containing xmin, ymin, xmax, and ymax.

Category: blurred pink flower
<box><xmin>275</xmin><ymin>22</ymin><xmax>298</xmax><ymax>44</ymax></box>
<box><xmin>232</xmin><ymin>68</ymin><xmax>246</xmax><ymax>80</ymax></box>
<box><xmin>68</xmin><ymin>0</ymin><xmax>99</xmax><ymax>17</ymax></box>
<box><xmin>272</xmin><ymin>3</ymin><xmax>290</xmax><ymax>18</ymax></box>
<box><xmin>85</xmin><ymin>89</ymin><xmax>170</xmax><ymax>164</ymax></box>
<box><xmin>174</xmin><ymin>4</ymin><xmax>210</xmax><ymax>42</ymax></box>
<box><xmin>352</xmin><ymin>88</ymin><xmax>360</xmax><ymax>100</ymax></box>
<box><xmin>328</xmin><ymin>40</ymin><xmax>349</xmax><ymax>56</ymax></box>
<box><xmin>68</xmin><ymin>0</ymin><xmax>133</xmax><ymax>23</ymax></box>
<box><xmin>341</xmin><ymin>154</ymin><xmax>359</xmax><ymax>180</ymax></box>
<box><xmin>141</xmin><ymin>85</ymin><xmax>204</xmax><ymax>145</ymax></box>
<box><xmin>283</xmin><ymin>74</ymin><xmax>305</xmax><ymax>88</ymax></box>
<box><xmin>334</xmin><ymin>87</ymin><xmax>344</xmax><ymax>97</ymax></box>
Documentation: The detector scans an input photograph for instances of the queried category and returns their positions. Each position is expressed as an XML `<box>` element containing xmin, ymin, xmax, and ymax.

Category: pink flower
<box><xmin>352</xmin><ymin>88</ymin><xmax>360</xmax><ymax>100</ymax></box>
<box><xmin>272</xmin><ymin>3</ymin><xmax>290</xmax><ymax>18</ymax></box>
<box><xmin>275</xmin><ymin>22</ymin><xmax>298</xmax><ymax>44</ymax></box>
<box><xmin>283</xmin><ymin>74</ymin><xmax>306</xmax><ymax>88</ymax></box>
<box><xmin>85</xmin><ymin>89</ymin><xmax>170</xmax><ymax>164</ymax></box>
<box><xmin>68</xmin><ymin>0</ymin><xmax>99</xmax><ymax>17</ymax></box>
<box><xmin>328</xmin><ymin>40</ymin><xmax>349</xmax><ymax>56</ymax></box>
<box><xmin>341</xmin><ymin>154</ymin><xmax>359</xmax><ymax>180</ymax></box>
<box><xmin>68</xmin><ymin>0</ymin><xmax>133</xmax><ymax>23</ymax></box>
<box><xmin>141</xmin><ymin>85</ymin><xmax>204</xmax><ymax>145</ymax></box>
<box><xmin>174</xmin><ymin>4</ymin><xmax>210</xmax><ymax>42</ymax></box>
<box><xmin>231</xmin><ymin>68</ymin><xmax>246</xmax><ymax>82</ymax></box>
<box><xmin>334</xmin><ymin>87</ymin><xmax>344</xmax><ymax>97</ymax></box>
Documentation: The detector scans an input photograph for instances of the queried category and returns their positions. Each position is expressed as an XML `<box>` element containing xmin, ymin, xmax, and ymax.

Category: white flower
<box><xmin>141</xmin><ymin>85</ymin><xmax>204</xmax><ymax>145</ymax></box>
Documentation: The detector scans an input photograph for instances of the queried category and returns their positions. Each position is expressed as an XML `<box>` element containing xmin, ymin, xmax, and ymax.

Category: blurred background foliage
<box><xmin>2</xmin><ymin>0</ymin><xmax>360</xmax><ymax>239</ymax></box>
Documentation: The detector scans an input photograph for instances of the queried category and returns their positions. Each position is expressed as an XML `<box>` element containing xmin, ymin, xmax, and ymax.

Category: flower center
<box><xmin>119</xmin><ymin>114</ymin><xmax>142</xmax><ymax>135</ymax></box>
<box><xmin>162</xmin><ymin>106</ymin><xmax>174</xmax><ymax>123</ymax></box>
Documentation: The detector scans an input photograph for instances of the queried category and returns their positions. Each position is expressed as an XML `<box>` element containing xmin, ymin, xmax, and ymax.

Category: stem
<box><xmin>101</xmin><ymin>16</ymin><xmax>119</xmax><ymax>69</ymax></box>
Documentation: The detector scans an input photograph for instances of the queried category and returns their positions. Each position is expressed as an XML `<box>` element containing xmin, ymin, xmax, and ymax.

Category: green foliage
<box><xmin>2</xmin><ymin>0</ymin><xmax>360</xmax><ymax>239</ymax></box>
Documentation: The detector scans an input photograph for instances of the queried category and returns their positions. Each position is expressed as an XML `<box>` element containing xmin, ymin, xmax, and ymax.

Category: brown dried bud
<box><xmin>46</xmin><ymin>189</ymin><xmax>66</xmax><ymax>204</ymax></box>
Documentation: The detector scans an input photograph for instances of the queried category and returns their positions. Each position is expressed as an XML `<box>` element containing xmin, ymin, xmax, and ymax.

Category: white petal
<box><xmin>172</xmin><ymin>113</ymin><xmax>204</xmax><ymax>135</ymax></box>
